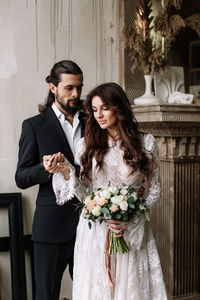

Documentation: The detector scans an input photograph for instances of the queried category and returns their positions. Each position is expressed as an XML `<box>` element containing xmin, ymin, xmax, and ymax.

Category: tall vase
<box><xmin>134</xmin><ymin>74</ymin><xmax>160</xmax><ymax>105</ymax></box>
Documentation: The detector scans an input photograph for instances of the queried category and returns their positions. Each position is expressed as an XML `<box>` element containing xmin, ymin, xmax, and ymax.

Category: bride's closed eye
<box><xmin>92</xmin><ymin>106</ymin><xmax>110</xmax><ymax>112</ymax></box>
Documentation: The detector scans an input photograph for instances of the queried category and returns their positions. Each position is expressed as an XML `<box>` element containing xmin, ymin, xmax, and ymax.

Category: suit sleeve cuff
<box><xmin>40</xmin><ymin>162</ymin><xmax>53</xmax><ymax>179</ymax></box>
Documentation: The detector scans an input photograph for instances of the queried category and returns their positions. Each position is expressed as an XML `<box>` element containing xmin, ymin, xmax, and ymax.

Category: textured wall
<box><xmin>0</xmin><ymin>1</ymin><xmax>123</xmax><ymax>299</ymax></box>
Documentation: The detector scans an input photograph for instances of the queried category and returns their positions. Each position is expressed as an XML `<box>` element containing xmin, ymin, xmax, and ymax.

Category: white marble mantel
<box><xmin>131</xmin><ymin>104</ymin><xmax>200</xmax><ymax>123</ymax></box>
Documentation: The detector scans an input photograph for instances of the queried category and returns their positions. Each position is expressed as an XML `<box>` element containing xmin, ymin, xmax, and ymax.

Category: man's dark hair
<box><xmin>38</xmin><ymin>60</ymin><xmax>83</xmax><ymax>113</ymax></box>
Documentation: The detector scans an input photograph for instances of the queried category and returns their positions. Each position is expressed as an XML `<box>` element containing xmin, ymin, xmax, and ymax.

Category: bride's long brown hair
<box><xmin>81</xmin><ymin>82</ymin><xmax>152</xmax><ymax>181</ymax></box>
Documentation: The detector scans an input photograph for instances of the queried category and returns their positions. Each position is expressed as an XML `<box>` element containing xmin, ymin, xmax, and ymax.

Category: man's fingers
<box><xmin>56</xmin><ymin>152</ymin><xmax>65</xmax><ymax>162</ymax></box>
<box><xmin>43</xmin><ymin>153</ymin><xmax>65</xmax><ymax>171</ymax></box>
<box><xmin>48</xmin><ymin>166</ymin><xmax>62</xmax><ymax>173</ymax></box>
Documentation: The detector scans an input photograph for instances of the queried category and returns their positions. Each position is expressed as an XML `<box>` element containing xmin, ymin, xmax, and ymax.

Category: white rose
<box><xmin>94</xmin><ymin>195</ymin><xmax>100</xmax><ymax>202</ymax></box>
<box><xmin>108</xmin><ymin>186</ymin><xmax>118</xmax><ymax>194</ymax></box>
<box><xmin>111</xmin><ymin>195</ymin><xmax>125</xmax><ymax>205</ymax></box>
<box><xmin>139</xmin><ymin>204</ymin><xmax>145</xmax><ymax>210</ymax></box>
<box><xmin>92</xmin><ymin>205</ymin><xmax>102</xmax><ymax>216</ymax></box>
<box><xmin>120</xmin><ymin>201</ymin><xmax>128</xmax><ymax>211</ymax></box>
<box><xmin>111</xmin><ymin>196</ymin><xmax>118</xmax><ymax>205</ymax></box>
<box><xmin>99</xmin><ymin>190</ymin><xmax>111</xmax><ymax>200</ymax></box>
<box><xmin>82</xmin><ymin>208</ymin><xmax>89</xmax><ymax>217</ymax></box>
<box><xmin>117</xmin><ymin>195</ymin><xmax>125</xmax><ymax>204</ymax></box>
<box><xmin>85</xmin><ymin>196</ymin><xmax>92</xmax><ymax>204</ymax></box>
<box><xmin>120</xmin><ymin>189</ymin><xmax>128</xmax><ymax>196</ymax></box>
<box><xmin>130</xmin><ymin>192</ymin><xmax>138</xmax><ymax>202</ymax></box>
<box><xmin>121</xmin><ymin>184</ymin><xmax>128</xmax><ymax>189</ymax></box>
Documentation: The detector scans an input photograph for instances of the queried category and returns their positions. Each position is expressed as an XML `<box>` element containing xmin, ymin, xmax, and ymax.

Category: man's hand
<box><xmin>43</xmin><ymin>152</ymin><xmax>64</xmax><ymax>173</ymax></box>
<box><xmin>43</xmin><ymin>153</ymin><xmax>70</xmax><ymax>180</ymax></box>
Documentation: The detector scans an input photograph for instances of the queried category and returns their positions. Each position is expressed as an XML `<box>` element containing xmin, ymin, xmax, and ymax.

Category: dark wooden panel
<box><xmin>0</xmin><ymin>193</ymin><xmax>35</xmax><ymax>300</ymax></box>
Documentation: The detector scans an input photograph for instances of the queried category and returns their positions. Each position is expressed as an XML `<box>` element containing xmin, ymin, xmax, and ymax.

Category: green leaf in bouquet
<box><xmin>74</xmin><ymin>202</ymin><xmax>83</xmax><ymax>211</ymax></box>
<box><xmin>114</xmin><ymin>212</ymin><xmax>122</xmax><ymax>220</ymax></box>
<box><xmin>129</xmin><ymin>203</ymin><xmax>135</xmax><ymax>209</ymax></box>
<box><xmin>99</xmin><ymin>218</ymin><xmax>104</xmax><ymax>224</ymax></box>
<box><xmin>127</xmin><ymin>184</ymin><xmax>134</xmax><ymax>194</ymax></box>
<box><xmin>127</xmin><ymin>196</ymin><xmax>134</xmax><ymax>204</ymax></box>
<box><xmin>102</xmin><ymin>207</ymin><xmax>109</xmax><ymax>214</ymax></box>
<box><xmin>137</xmin><ymin>197</ymin><xmax>143</xmax><ymax>202</ymax></box>
<box><xmin>102</xmin><ymin>207</ymin><xmax>111</xmax><ymax>219</ymax></box>
<box><xmin>91</xmin><ymin>194</ymin><xmax>95</xmax><ymax>199</ymax></box>
<box><xmin>88</xmin><ymin>221</ymin><xmax>92</xmax><ymax>229</ymax></box>
<box><xmin>74</xmin><ymin>202</ymin><xmax>85</xmax><ymax>217</ymax></box>
<box><xmin>122</xmin><ymin>214</ymin><xmax>129</xmax><ymax>221</ymax></box>
<box><xmin>135</xmin><ymin>210</ymin><xmax>141</xmax><ymax>217</ymax></box>
<box><xmin>114</xmin><ymin>188</ymin><xmax>120</xmax><ymax>195</ymax></box>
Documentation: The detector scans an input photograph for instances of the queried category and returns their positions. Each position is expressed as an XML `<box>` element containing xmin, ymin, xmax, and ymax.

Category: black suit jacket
<box><xmin>15</xmin><ymin>107</ymin><xmax>84</xmax><ymax>243</ymax></box>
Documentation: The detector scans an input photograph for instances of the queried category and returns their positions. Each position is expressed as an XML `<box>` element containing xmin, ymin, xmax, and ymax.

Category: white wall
<box><xmin>0</xmin><ymin>0</ymin><xmax>123</xmax><ymax>299</ymax></box>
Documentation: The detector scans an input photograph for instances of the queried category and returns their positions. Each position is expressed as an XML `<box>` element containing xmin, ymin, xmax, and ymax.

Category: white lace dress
<box><xmin>53</xmin><ymin>134</ymin><xmax>168</xmax><ymax>300</ymax></box>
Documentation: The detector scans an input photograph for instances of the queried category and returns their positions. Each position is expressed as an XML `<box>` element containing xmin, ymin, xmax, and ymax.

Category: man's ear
<box><xmin>49</xmin><ymin>82</ymin><xmax>57</xmax><ymax>94</ymax></box>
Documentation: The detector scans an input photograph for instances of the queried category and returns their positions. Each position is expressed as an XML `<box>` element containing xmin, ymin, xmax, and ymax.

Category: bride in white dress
<box><xmin>52</xmin><ymin>82</ymin><xmax>168</xmax><ymax>300</ymax></box>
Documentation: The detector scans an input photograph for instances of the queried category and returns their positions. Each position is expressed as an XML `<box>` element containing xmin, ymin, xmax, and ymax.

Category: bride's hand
<box><xmin>107</xmin><ymin>219</ymin><xmax>127</xmax><ymax>237</ymax></box>
<box><xmin>56</xmin><ymin>161</ymin><xmax>70</xmax><ymax>180</ymax></box>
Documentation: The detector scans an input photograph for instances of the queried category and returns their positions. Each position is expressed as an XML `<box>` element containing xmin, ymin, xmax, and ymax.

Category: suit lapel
<box><xmin>79</xmin><ymin>111</ymin><xmax>85</xmax><ymax>137</ymax></box>
<box><xmin>46</xmin><ymin>108</ymin><xmax>75</xmax><ymax>166</ymax></box>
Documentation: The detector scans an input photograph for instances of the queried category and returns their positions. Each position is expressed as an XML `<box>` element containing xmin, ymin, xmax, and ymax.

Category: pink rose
<box><xmin>109</xmin><ymin>205</ymin><xmax>119</xmax><ymax>212</ymax></box>
<box><xmin>94</xmin><ymin>196</ymin><xmax>107</xmax><ymax>206</ymax></box>
<box><xmin>86</xmin><ymin>200</ymin><xmax>97</xmax><ymax>212</ymax></box>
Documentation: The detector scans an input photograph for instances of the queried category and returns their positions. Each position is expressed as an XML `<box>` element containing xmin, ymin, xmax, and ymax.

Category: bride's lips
<box><xmin>98</xmin><ymin>120</ymin><xmax>106</xmax><ymax>124</ymax></box>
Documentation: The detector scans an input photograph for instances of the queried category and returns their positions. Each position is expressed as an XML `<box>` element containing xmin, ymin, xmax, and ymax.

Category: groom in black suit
<box><xmin>15</xmin><ymin>60</ymin><xmax>84</xmax><ymax>300</ymax></box>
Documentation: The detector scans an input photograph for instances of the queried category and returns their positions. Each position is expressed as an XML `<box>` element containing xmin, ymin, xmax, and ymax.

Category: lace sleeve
<box><xmin>52</xmin><ymin>138</ymin><xmax>89</xmax><ymax>205</ymax></box>
<box><xmin>126</xmin><ymin>134</ymin><xmax>161</xmax><ymax>249</ymax></box>
<box><xmin>144</xmin><ymin>134</ymin><xmax>161</xmax><ymax>211</ymax></box>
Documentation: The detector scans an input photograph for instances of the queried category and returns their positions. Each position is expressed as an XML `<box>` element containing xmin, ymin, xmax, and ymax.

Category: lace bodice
<box><xmin>53</xmin><ymin>133</ymin><xmax>161</xmax><ymax>211</ymax></box>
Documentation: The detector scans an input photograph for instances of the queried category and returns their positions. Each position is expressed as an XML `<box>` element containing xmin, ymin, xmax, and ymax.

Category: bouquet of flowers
<box><xmin>80</xmin><ymin>184</ymin><xmax>148</xmax><ymax>255</ymax></box>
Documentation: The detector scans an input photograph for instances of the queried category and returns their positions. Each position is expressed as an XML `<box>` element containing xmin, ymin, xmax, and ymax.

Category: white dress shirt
<box><xmin>52</xmin><ymin>103</ymin><xmax>81</xmax><ymax>157</ymax></box>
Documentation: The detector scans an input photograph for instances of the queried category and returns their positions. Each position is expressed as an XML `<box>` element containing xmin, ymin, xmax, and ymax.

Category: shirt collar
<box><xmin>52</xmin><ymin>102</ymin><xmax>80</xmax><ymax>124</ymax></box>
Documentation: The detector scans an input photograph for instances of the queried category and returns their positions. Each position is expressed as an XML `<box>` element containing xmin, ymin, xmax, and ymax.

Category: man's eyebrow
<box><xmin>63</xmin><ymin>84</ymin><xmax>73</xmax><ymax>88</ymax></box>
<box><xmin>64</xmin><ymin>84</ymin><xmax>83</xmax><ymax>88</ymax></box>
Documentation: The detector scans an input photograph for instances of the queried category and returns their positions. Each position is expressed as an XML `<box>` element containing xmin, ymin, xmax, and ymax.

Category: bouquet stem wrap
<box><xmin>105</xmin><ymin>229</ymin><xmax>114</xmax><ymax>288</ymax></box>
<box><xmin>105</xmin><ymin>229</ymin><xmax>129</xmax><ymax>288</ymax></box>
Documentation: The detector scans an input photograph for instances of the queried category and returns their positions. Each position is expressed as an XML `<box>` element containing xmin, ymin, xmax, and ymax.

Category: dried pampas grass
<box><xmin>123</xmin><ymin>0</ymin><xmax>200</xmax><ymax>76</ymax></box>
<box><xmin>123</xmin><ymin>0</ymin><xmax>166</xmax><ymax>75</ymax></box>
<box><xmin>185</xmin><ymin>14</ymin><xmax>200</xmax><ymax>36</ymax></box>
<box><xmin>154</xmin><ymin>12</ymin><xmax>185</xmax><ymax>41</ymax></box>
<box><xmin>164</xmin><ymin>0</ymin><xmax>183</xmax><ymax>10</ymax></box>
<box><xmin>169</xmin><ymin>15</ymin><xmax>185</xmax><ymax>38</ymax></box>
